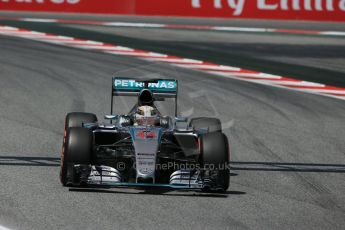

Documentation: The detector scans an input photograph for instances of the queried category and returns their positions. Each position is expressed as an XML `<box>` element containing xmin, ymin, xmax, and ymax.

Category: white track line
<box><xmin>143</xmin><ymin>57</ymin><xmax>203</xmax><ymax>64</ymax></box>
<box><xmin>105</xmin><ymin>51</ymin><xmax>167</xmax><ymax>57</ymax></box>
<box><xmin>206</xmin><ymin>71</ymin><xmax>282</xmax><ymax>79</ymax></box>
<box><xmin>172</xmin><ymin>64</ymin><xmax>241</xmax><ymax>71</ymax></box>
<box><xmin>72</xmin><ymin>45</ymin><xmax>133</xmax><ymax>51</ymax></box>
<box><xmin>320</xmin><ymin>31</ymin><xmax>345</xmax><ymax>36</ymax></box>
<box><xmin>103</xmin><ymin>22</ymin><xmax>165</xmax><ymax>28</ymax></box>
<box><xmin>22</xmin><ymin>18</ymin><xmax>57</xmax><ymax>23</ymax></box>
<box><xmin>213</xmin><ymin>27</ymin><xmax>274</xmax><ymax>32</ymax></box>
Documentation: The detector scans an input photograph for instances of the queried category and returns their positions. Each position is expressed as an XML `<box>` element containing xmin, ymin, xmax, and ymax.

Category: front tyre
<box><xmin>199</xmin><ymin>132</ymin><xmax>230</xmax><ymax>192</ymax></box>
<box><xmin>60</xmin><ymin>127</ymin><xmax>93</xmax><ymax>186</ymax></box>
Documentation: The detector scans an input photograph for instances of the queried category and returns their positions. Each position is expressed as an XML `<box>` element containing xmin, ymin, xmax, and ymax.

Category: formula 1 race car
<box><xmin>60</xmin><ymin>77</ymin><xmax>230</xmax><ymax>192</ymax></box>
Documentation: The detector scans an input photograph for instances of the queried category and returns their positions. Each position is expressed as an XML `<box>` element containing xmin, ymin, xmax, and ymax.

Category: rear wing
<box><xmin>111</xmin><ymin>77</ymin><xmax>178</xmax><ymax>116</ymax></box>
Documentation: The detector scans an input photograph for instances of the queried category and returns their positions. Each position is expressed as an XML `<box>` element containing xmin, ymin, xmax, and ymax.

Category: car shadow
<box><xmin>68</xmin><ymin>187</ymin><xmax>245</xmax><ymax>198</ymax></box>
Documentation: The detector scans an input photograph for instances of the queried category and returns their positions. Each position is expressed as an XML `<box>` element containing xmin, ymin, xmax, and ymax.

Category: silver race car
<box><xmin>60</xmin><ymin>77</ymin><xmax>230</xmax><ymax>192</ymax></box>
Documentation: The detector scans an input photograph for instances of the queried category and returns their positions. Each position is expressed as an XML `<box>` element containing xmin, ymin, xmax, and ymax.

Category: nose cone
<box><xmin>138</xmin><ymin>89</ymin><xmax>153</xmax><ymax>106</ymax></box>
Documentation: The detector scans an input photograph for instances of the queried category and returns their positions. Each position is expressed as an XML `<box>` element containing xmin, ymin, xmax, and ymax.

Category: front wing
<box><xmin>66</xmin><ymin>164</ymin><xmax>223</xmax><ymax>191</ymax></box>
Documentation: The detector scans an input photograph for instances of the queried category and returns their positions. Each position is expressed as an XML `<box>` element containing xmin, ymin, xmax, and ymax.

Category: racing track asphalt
<box><xmin>0</xmin><ymin>13</ymin><xmax>345</xmax><ymax>230</ymax></box>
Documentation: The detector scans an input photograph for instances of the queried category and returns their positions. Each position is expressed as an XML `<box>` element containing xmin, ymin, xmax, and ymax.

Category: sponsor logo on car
<box><xmin>136</xmin><ymin>130</ymin><xmax>156</xmax><ymax>139</ymax></box>
<box><xmin>113</xmin><ymin>79</ymin><xmax>177</xmax><ymax>92</ymax></box>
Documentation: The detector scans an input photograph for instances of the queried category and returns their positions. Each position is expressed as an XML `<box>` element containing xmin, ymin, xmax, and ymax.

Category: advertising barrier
<box><xmin>0</xmin><ymin>0</ymin><xmax>135</xmax><ymax>14</ymax></box>
<box><xmin>0</xmin><ymin>0</ymin><xmax>344</xmax><ymax>21</ymax></box>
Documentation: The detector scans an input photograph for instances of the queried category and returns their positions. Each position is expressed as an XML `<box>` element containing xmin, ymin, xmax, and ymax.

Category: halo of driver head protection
<box><xmin>138</xmin><ymin>89</ymin><xmax>154</xmax><ymax>106</ymax></box>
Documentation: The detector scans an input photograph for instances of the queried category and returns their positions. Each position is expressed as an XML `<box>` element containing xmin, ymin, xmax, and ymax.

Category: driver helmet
<box><xmin>138</xmin><ymin>89</ymin><xmax>154</xmax><ymax>106</ymax></box>
<box><xmin>137</xmin><ymin>105</ymin><xmax>155</xmax><ymax>117</ymax></box>
<box><xmin>135</xmin><ymin>105</ymin><xmax>157</xmax><ymax>126</ymax></box>
<box><xmin>135</xmin><ymin>89</ymin><xmax>159</xmax><ymax>126</ymax></box>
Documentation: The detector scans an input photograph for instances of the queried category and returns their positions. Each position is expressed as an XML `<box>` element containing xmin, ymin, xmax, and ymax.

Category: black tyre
<box><xmin>65</xmin><ymin>112</ymin><xmax>97</xmax><ymax>129</ymax></box>
<box><xmin>200</xmin><ymin>132</ymin><xmax>230</xmax><ymax>191</ymax></box>
<box><xmin>189</xmin><ymin>117</ymin><xmax>222</xmax><ymax>133</ymax></box>
<box><xmin>60</xmin><ymin>127</ymin><xmax>93</xmax><ymax>186</ymax></box>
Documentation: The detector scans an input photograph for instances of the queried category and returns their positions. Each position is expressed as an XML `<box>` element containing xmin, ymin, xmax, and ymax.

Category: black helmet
<box><xmin>138</xmin><ymin>89</ymin><xmax>154</xmax><ymax>106</ymax></box>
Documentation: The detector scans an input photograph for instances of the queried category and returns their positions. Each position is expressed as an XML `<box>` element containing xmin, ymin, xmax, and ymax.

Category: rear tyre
<box><xmin>189</xmin><ymin>117</ymin><xmax>222</xmax><ymax>133</ymax></box>
<box><xmin>199</xmin><ymin>132</ymin><xmax>230</xmax><ymax>192</ymax></box>
<box><xmin>60</xmin><ymin>127</ymin><xmax>93</xmax><ymax>186</ymax></box>
<box><xmin>65</xmin><ymin>112</ymin><xmax>97</xmax><ymax>129</ymax></box>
